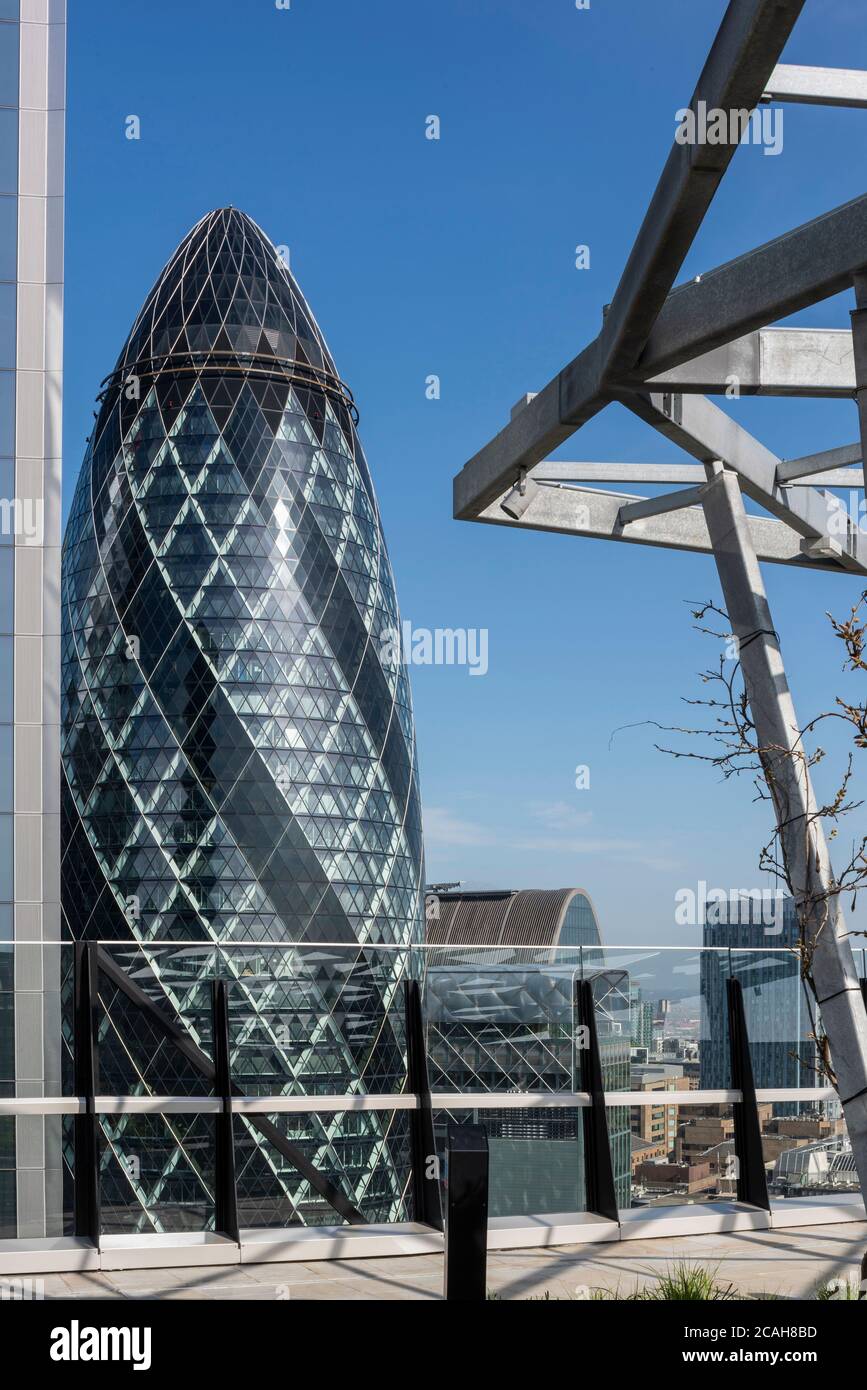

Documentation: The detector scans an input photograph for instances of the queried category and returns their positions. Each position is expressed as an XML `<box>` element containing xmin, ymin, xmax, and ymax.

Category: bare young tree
<box><xmin>656</xmin><ymin>598</ymin><xmax>867</xmax><ymax>1090</ymax></box>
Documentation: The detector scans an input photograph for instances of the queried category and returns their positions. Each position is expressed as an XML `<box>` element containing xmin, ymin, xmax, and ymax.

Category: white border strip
<box><xmin>0</xmin><ymin>1087</ymin><xmax>840</xmax><ymax>1117</ymax></box>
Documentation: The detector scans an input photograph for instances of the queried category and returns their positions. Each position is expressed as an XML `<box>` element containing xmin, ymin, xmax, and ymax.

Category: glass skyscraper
<box><xmin>700</xmin><ymin>897</ymin><xmax>818</xmax><ymax>1112</ymax></box>
<box><xmin>61</xmin><ymin>208</ymin><xmax>424</xmax><ymax>1229</ymax></box>
<box><xmin>1</xmin><ymin>0</ymin><xmax>65</xmax><ymax>1242</ymax></box>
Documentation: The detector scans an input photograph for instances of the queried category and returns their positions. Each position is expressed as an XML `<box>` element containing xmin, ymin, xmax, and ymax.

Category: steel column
<box><xmin>211</xmin><ymin>979</ymin><xmax>239</xmax><ymax>1243</ymax></box>
<box><xmin>574</xmin><ymin>977</ymin><xmax>619</xmax><ymax>1223</ymax></box>
<box><xmin>850</xmin><ymin>272</ymin><xmax>867</xmax><ymax>493</ymax></box>
<box><xmin>727</xmin><ymin>978</ymin><xmax>770</xmax><ymax>1209</ymax></box>
<box><xmin>404</xmin><ymin>979</ymin><xmax>443</xmax><ymax>1230</ymax></box>
<box><xmin>701</xmin><ymin>468</ymin><xmax>867</xmax><ymax>1201</ymax></box>
<box><xmin>72</xmin><ymin>942</ymin><xmax>101</xmax><ymax>1249</ymax></box>
<box><xmin>444</xmin><ymin>1123</ymin><xmax>488</xmax><ymax>1301</ymax></box>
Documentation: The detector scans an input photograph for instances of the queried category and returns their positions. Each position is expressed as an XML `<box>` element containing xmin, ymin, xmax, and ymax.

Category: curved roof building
<box><xmin>426</xmin><ymin>887</ymin><xmax>602</xmax><ymax>953</ymax></box>
<box><xmin>61</xmin><ymin>208</ymin><xmax>424</xmax><ymax>1229</ymax></box>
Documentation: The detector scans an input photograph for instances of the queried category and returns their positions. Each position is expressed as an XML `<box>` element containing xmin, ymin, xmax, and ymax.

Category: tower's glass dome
<box><xmin>61</xmin><ymin>209</ymin><xmax>424</xmax><ymax>1228</ymax></box>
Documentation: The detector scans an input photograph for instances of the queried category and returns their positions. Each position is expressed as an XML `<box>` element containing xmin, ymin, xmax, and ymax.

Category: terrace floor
<box><xmin>26</xmin><ymin>1220</ymin><xmax>867</xmax><ymax>1301</ymax></box>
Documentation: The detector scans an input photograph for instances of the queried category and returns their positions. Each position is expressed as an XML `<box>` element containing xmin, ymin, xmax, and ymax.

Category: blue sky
<box><xmin>64</xmin><ymin>0</ymin><xmax>867</xmax><ymax>946</ymax></box>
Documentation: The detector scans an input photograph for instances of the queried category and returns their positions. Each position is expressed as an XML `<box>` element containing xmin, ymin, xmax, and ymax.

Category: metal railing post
<box><xmin>211</xmin><ymin>978</ymin><xmax>240</xmax><ymax>1243</ymax></box>
<box><xmin>575</xmin><ymin>977</ymin><xmax>619</xmax><ymax>1223</ymax></box>
<box><xmin>73</xmin><ymin>941</ymin><xmax>101</xmax><ymax>1249</ymax></box>
<box><xmin>444</xmin><ymin>1123</ymin><xmax>488</xmax><ymax>1301</ymax></box>
<box><xmin>727</xmin><ymin>977</ymin><xmax>770</xmax><ymax>1210</ymax></box>
<box><xmin>404</xmin><ymin>979</ymin><xmax>443</xmax><ymax>1230</ymax></box>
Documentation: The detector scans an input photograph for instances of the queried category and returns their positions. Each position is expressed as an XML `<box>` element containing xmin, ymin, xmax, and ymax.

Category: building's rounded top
<box><xmin>62</xmin><ymin>206</ymin><xmax>424</xmax><ymax>956</ymax></box>
<box><xmin>426</xmin><ymin>887</ymin><xmax>601</xmax><ymax>952</ymax></box>
<box><xmin>97</xmin><ymin>207</ymin><xmax>353</xmax><ymax>435</ymax></box>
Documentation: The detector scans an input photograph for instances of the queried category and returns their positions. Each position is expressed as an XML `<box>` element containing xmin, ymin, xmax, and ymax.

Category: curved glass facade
<box><xmin>61</xmin><ymin>208</ymin><xmax>424</xmax><ymax>1228</ymax></box>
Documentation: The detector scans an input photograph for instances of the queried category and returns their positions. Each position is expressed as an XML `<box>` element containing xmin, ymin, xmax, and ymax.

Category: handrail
<box><xmin>14</xmin><ymin>941</ymin><xmax>819</xmax><ymax>951</ymax></box>
<box><xmin>0</xmin><ymin>1086</ymin><xmax>839</xmax><ymax>1117</ymax></box>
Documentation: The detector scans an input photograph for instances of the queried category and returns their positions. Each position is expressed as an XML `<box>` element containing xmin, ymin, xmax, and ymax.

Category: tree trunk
<box><xmin>701</xmin><ymin>466</ymin><xmax>867</xmax><ymax>1202</ymax></box>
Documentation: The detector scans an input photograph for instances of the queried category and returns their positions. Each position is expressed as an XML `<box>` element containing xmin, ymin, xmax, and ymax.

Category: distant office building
<box><xmin>629</xmin><ymin>1065</ymin><xmax>690</xmax><ymax>1156</ymax></box>
<box><xmin>424</xmin><ymin>888</ymin><xmax>631</xmax><ymax>1213</ymax></box>
<box><xmin>630</xmin><ymin>1135</ymin><xmax>667</xmax><ymax>1171</ymax></box>
<box><xmin>675</xmin><ymin>1104</ymin><xmax>772</xmax><ymax>1168</ymax></box>
<box><xmin>700</xmin><ymin>895</ymin><xmax>818</xmax><ymax>1112</ymax></box>
<box><xmin>772</xmin><ymin>1137</ymin><xmax>858</xmax><ymax>1194</ymax></box>
<box><xmin>1</xmin><ymin>1</ymin><xmax>65</xmax><ymax>1241</ymax></box>
<box><xmin>628</xmin><ymin>981</ymin><xmax>654</xmax><ymax>1051</ymax></box>
<box><xmin>633</xmin><ymin>1158</ymin><xmax>715</xmax><ymax>1198</ymax></box>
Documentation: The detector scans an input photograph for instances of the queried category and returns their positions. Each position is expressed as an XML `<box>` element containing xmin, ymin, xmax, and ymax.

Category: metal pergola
<box><xmin>453</xmin><ymin>0</ymin><xmax>867</xmax><ymax>1202</ymax></box>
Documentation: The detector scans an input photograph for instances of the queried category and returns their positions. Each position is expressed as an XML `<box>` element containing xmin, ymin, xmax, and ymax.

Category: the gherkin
<box><xmin>61</xmin><ymin>208</ymin><xmax>425</xmax><ymax>1231</ymax></box>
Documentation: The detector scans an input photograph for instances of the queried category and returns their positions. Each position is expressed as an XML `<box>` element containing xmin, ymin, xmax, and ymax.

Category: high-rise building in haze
<box><xmin>700</xmin><ymin>896</ymin><xmax>817</xmax><ymax>1112</ymax></box>
<box><xmin>61</xmin><ymin>208</ymin><xmax>424</xmax><ymax>1228</ymax></box>
<box><xmin>628</xmin><ymin>981</ymin><xmax>654</xmax><ymax>1052</ymax></box>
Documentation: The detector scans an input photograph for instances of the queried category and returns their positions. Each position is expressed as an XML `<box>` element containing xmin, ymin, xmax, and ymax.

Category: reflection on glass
<box><xmin>0</xmin><ymin>21</ymin><xmax>17</xmax><ymax>108</ymax></box>
<box><xmin>437</xmin><ymin>1106</ymin><xmax>585</xmax><ymax>1218</ymax></box>
<box><xmin>0</xmin><ymin>371</ymin><xmax>13</xmax><ymax>457</ymax></box>
<box><xmin>232</xmin><ymin>1110</ymin><xmax>413</xmax><ymax>1229</ymax></box>
<box><xmin>0</xmin><ymin>194</ymin><xmax>13</xmax><ymax>280</ymax></box>
<box><xmin>0</xmin><ymin>547</ymin><xmax>11</xmax><ymax>628</ymax></box>
<box><xmin>0</xmin><ymin>281</ymin><xmax>14</xmax><ymax>369</ymax></box>
<box><xmin>0</xmin><ymin>942</ymin><xmax>855</xmax><ymax>1234</ymax></box>
<box><xmin>0</xmin><ymin>108</ymin><xmax>16</xmax><ymax>193</ymax></box>
<box><xmin>0</xmin><ymin>636</ymin><xmax>10</xmax><ymax>720</ymax></box>
<box><xmin>0</xmin><ymin>723</ymin><xmax>10</xmax><ymax>813</ymax></box>
<box><xmin>0</xmin><ymin>1159</ymin><xmax>14</xmax><ymax>1238</ymax></box>
<box><xmin>703</xmin><ymin>904</ymin><xmax>815</xmax><ymax>1099</ymax></box>
<box><xmin>0</xmin><ymin>458</ymin><xmax>11</xmax><ymax>543</ymax></box>
<box><xmin>0</xmin><ymin>972</ymin><xmax>11</xmax><ymax>1091</ymax></box>
<box><xmin>424</xmin><ymin>951</ymin><xmax>632</xmax><ymax>1215</ymax></box>
<box><xmin>81</xmin><ymin>944</ymin><xmax>414</xmax><ymax>1227</ymax></box>
<box><xmin>99</xmin><ymin>1114</ymin><xmax>217</xmax><ymax>1235</ymax></box>
<box><xmin>0</xmin><ymin>813</ymin><xmax>10</xmax><ymax>900</ymax></box>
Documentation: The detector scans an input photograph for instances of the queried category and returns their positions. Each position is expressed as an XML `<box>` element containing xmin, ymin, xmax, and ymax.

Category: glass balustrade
<box><xmin>0</xmin><ymin>942</ymin><xmax>862</xmax><ymax>1244</ymax></box>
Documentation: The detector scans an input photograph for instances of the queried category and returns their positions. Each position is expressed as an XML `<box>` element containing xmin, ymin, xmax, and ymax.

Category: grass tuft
<box><xmin>634</xmin><ymin>1263</ymin><xmax>738</xmax><ymax>1302</ymax></box>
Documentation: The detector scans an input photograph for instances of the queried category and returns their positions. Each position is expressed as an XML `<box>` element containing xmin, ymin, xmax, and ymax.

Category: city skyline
<box><xmin>1</xmin><ymin>0</ymin><xmax>865</xmax><ymax>1324</ymax></box>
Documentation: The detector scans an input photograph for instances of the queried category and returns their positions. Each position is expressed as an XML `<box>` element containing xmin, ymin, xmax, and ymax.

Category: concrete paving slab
<box><xmin>21</xmin><ymin>1220</ymin><xmax>866</xmax><ymax>1301</ymax></box>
